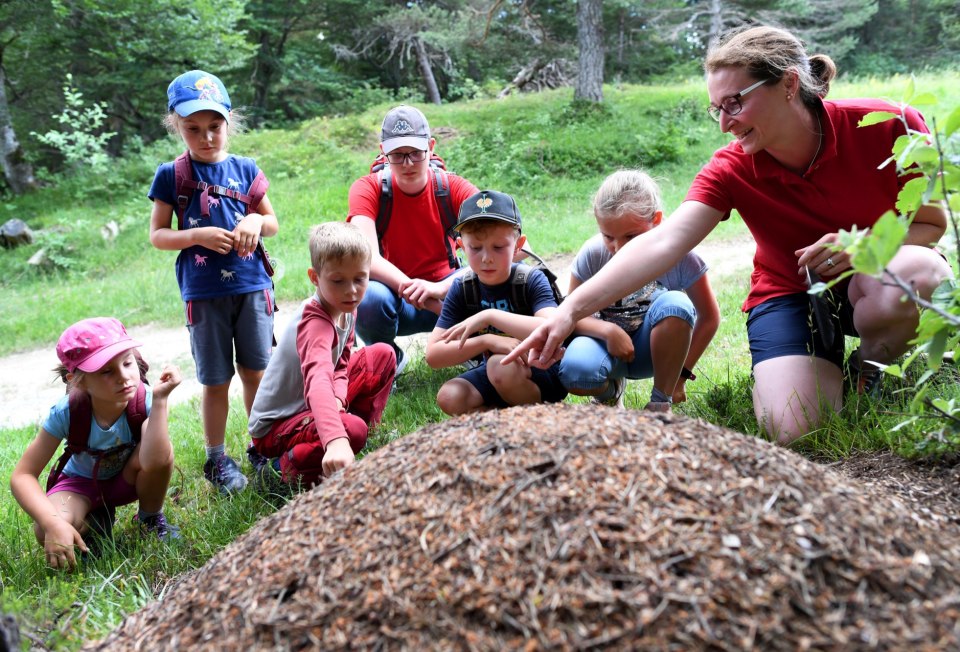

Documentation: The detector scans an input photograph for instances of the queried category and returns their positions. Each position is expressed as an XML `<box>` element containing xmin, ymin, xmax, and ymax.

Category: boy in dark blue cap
<box><xmin>425</xmin><ymin>190</ymin><xmax>567</xmax><ymax>415</ymax></box>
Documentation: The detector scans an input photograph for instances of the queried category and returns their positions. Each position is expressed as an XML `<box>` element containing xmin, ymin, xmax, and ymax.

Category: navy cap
<box><xmin>455</xmin><ymin>190</ymin><xmax>522</xmax><ymax>231</ymax></box>
<box><xmin>167</xmin><ymin>70</ymin><xmax>231</xmax><ymax>122</ymax></box>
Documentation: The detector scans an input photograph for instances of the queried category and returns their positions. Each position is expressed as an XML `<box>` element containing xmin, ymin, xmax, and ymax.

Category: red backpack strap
<box><xmin>244</xmin><ymin>170</ymin><xmax>274</xmax><ymax>277</ymax></box>
<box><xmin>46</xmin><ymin>390</ymin><xmax>93</xmax><ymax>492</ymax></box>
<box><xmin>173</xmin><ymin>150</ymin><xmax>194</xmax><ymax>228</ymax></box>
<box><xmin>245</xmin><ymin>170</ymin><xmax>269</xmax><ymax>216</ymax></box>
<box><xmin>124</xmin><ymin>382</ymin><xmax>149</xmax><ymax>441</ymax></box>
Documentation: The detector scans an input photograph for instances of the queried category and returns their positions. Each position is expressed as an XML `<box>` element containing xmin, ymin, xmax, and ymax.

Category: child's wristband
<box><xmin>680</xmin><ymin>366</ymin><xmax>696</xmax><ymax>381</ymax></box>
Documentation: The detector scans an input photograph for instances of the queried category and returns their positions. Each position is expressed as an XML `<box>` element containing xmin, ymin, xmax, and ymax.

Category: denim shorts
<box><xmin>47</xmin><ymin>472</ymin><xmax>138</xmax><ymax>510</ymax></box>
<box><xmin>558</xmin><ymin>290</ymin><xmax>696</xmax><ymax>390</ymax></box>
<box><xmin>186</xmin><ymin>289</ymin><xmax>275</xmax><ymax>385</ymax></box>
<box><xmin>746</xmin><ymin>290</ymin><xmax>856</xmax><ymax>368</ymax></box>
<box><xmin>459</xmin><ymin>361</ymin><xmax>568</xmax><ymax>408</ymax></box>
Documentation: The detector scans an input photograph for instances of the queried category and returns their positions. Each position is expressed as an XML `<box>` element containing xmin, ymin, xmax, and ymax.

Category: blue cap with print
<box><xmin>167</xmin><ymin>70</ymin><xmax>231</xmax><ymax>122</ymax></box>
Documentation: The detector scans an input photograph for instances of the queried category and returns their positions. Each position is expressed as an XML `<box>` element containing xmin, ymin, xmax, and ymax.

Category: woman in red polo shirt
<box><xmin>505</xmin><ymin>25</ymin><xmax>951</xmax><ymax>445</ymax></box>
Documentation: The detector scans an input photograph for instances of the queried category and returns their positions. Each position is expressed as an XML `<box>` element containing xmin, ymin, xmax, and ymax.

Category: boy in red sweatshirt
<box><xmin>248</xmin><ymin>222</ymin><xmax>395</xmax><ymax>488</ymax></box>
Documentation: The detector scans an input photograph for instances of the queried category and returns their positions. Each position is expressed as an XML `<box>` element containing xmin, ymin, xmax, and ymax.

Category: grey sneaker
<box><xmin>203</xmin><ymin>455</ymin><xmax>248</xmax><ymax>494</ymax></box>
<box><xmin>135</xmin><ymin>512</ymin><xmax>182</xmax><ymax>542</ymax></box>
<box><xmin>643</xmin><ymin>400</ymin><xmax>672</xmax><ymax>413</ymax></box>
<box><xmin>592</xmin><ymin>376</ymin><xmax>626</xmax><ymax>408</ymax></box>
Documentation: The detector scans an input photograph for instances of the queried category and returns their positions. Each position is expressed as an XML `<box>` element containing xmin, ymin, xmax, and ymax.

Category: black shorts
<box><xmin>458</xmin><ymin>361</ymin><xmax>568</xmax><ymax>408</ymax></box>
<box><xmin>746</xmin><ymin>289</ymin><xmax>857</xmax><ymax>369</ymax></box>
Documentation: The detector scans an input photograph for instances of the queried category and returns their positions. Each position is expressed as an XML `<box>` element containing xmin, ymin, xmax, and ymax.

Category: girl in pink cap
<box><xmin>10</xmin><ymin>317</ymin><xmax>182</xmax><ymax>570</ymax></box>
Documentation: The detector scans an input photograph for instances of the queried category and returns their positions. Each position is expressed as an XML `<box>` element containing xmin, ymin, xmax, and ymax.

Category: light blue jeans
<box><xmin>558</xmin><ymin>290</ymin><xmax>696</xmax><ymax>391</ymax></box>
<box><xmin>356</xmin><ymin>280</ymin><xmax>443</xmax><ymax>350</ymax></box>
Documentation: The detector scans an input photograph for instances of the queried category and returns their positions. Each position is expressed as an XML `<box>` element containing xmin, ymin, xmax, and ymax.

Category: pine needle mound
<box><xmin>89</xmin><ymin>404</ymin><xmax>960</xmax><ymax>651</ymax></box>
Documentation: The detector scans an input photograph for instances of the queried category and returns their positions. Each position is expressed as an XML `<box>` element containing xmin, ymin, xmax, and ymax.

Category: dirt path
<box><xmin>0</xmin><ymin>237</ymin><xmax>755</xmax><ymax>430</ymax></box>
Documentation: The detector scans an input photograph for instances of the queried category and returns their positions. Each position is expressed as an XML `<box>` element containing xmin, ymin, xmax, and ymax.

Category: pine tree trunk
<box><xmin>415</xmin><ymin>37</ymin><xmax>442</xmax><ymax>105</ymax></box>
<box><xmin>575</xmin><ymin>0</ymin><xmax>604</xmax><ymax>103</ymax></box>
<box><xmin>708</xmin><ymin>0</ymin><xmax>724</xmax><ymax>45</ymax></box>
<box><xmin>0</xmin><ymin>65</ymin><xmax>36</xmax><ymax>195</ymax></box>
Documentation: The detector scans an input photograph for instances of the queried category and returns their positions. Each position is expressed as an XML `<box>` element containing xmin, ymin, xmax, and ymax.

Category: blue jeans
<box><xmin>356</xmin><ymin>280</ymin><xmax>442</xmax><ymax>349</ymax></box>
<box><xmin>558</xmin><ymin>290</ymin><xmax>696</xmax><ymax>391</ymax></box>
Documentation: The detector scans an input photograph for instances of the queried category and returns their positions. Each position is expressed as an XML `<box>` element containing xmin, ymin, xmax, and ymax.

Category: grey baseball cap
<box><xmin>380</xmin><ymin>105</ymin><xmax>430</xmax><ymax>153</ymax></box>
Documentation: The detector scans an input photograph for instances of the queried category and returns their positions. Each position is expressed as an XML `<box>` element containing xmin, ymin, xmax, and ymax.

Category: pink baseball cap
<box><xmin>56</xmin><ymin>317</ymin><xmax>142</xmax><ymax>373</ymax></box>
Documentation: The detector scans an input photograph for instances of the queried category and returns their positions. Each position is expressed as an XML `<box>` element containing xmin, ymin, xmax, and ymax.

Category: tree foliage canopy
<box><xmin>0</xmin><ymin>0</ymin><xmax>957</xmax><ymax>189</ymax></box>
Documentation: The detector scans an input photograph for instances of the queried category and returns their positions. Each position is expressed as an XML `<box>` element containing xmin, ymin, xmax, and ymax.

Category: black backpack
<box><xmin>462</xmin><ymin>249</ymin><xmax>564</xmax><ymax>315</ymax></box>
<box><xmin>370</xmin><ymin>153</ymin><xmax>460</xmax><ymax>270</ymax></box>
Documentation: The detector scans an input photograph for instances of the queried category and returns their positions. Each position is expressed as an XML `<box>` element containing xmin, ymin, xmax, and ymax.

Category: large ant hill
<box><xmin>89</xmin><ymin>404</ymin><xmax>960</xmax><ymax>650</ymax></box>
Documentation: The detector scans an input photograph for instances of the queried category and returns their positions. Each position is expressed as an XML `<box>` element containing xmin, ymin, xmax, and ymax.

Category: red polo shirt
<box><xmin>686</xmin><ymin>98</ymin><xmax>928</xmax><ymax>311</ymax></box>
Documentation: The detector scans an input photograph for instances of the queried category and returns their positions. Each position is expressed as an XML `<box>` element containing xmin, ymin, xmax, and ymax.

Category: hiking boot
<box><xmin>591</xmin><ymin>377</ymin><xmax>626</xmax><ymax>408</ymax></box>
<box><xmin>844</xmin><ymin>348</ymin><xmax>883</xmax><ymax>397</ymax></box>
<box><xmin>135</xmin><ymin>512</ymin><xmax>182</xmax><ymax>542</ymax></box>
<box><xmin>203</xmin><ymin>455</ymin><xmax>248</xmax><ymax>495</ymax></box>
<box><xmin>247</xmin><ymin>443</ymin><xmax>269</xmax><ymax>474</ymax></box>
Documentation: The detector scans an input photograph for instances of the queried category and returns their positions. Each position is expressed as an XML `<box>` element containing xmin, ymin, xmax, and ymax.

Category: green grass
<box><xmin>2</xmin><ymin>72</ymin><xmax>960</xmax><ymax>649</ymax></box>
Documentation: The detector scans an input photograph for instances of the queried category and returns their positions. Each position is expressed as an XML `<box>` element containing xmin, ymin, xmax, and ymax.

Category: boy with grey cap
<box><xmin>346</xmin><ymin>105</ymin><xmax>479</xmax><ymax>371</ymax></box>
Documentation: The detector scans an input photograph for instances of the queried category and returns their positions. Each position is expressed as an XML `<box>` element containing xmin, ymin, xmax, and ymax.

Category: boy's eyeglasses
<box><xmin>386</xmin><ymin>150</ymin><xmax>428</xmax><ymax>165</ymax></box>
<box><xmin>707</xmin><ymin>78</ymin><xmax>770</xmax><ymax>122</ymax></box>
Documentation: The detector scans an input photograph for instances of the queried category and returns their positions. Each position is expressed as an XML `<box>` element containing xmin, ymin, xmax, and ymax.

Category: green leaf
<box><xmin>904</xmin><ymin>76</ymin><xmax>916</xmax><ymax>103</ymax></box>
<box><xmin>891</xmin><ymin>134</ymin><xmax>911</xmax><ymax>159</ymax></box>
<box><xmin>945</xmin><ymin>106</ymin><xmax>960</xmax><ymax>137</ymax></box>
<box><xmin>926</xmin><ymin>329</ymin><xmax>948</xmax><ymax>370</ymax></box>
<box><xmin>909</xmin><ymin>92</ymin><xmax>938</xmax><ymax>107</ymax></box>
<box><xmin>910</xmin><ymin>145</ymin><xmax>940</xmax><ymax>163</ymax></box>
<box><xmin>896</xmin><ymin>177</ymin><xmax>926</xmax><ymax>214</ymax></box>
<box><xmin>884</xmin><ymin>363</ymin><xmax>903</xmax><ymax>378</ymax></box>
<box><xmin>858</xmin><ymin>111</ymin><xmax>897</xmax><ymax>127</ymax></box>
<box><xmin>850</xmin><ymin>211</ymin><xmax>907</xmax><ymax>276</ymax></box>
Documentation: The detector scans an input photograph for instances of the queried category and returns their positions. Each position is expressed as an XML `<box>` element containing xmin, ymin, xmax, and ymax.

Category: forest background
<box><xmin>2</xmin><ymin>0</ymin><xmax>959</xmax><ymax>191</ymax></box>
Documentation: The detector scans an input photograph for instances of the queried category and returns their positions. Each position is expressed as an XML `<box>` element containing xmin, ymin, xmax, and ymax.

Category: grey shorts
<box><xmin>186</xmin><ymin>289</ymin><xmax>275</xmax><ymax>385</ymax></box>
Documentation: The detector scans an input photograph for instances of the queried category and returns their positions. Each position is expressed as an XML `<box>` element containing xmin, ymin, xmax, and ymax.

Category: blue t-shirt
<box><xmin>437</xmin><ymin>263</ymin><xmax>558</xmax><ymax>332</ymax></box>
<box><xmin>43</xmin><ymin>389</ymin><xmax>154</xmax><ymax>480</ymax></box>
<box><xmin>148</xmin><ymin>154</ymin><xmax>272</xmax><ymax>301</ymax></box>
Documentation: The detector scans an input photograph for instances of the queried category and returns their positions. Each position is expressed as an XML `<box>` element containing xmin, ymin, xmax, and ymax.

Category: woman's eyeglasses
<box><xmin>708</xmin><ymin>78</ymin><xmax>770</xmax><ymax>122</ymax></box>
<box><xmin>385</xmin><ymin>150</ymin><xmax>428</xmax><ymax>165</ymax></box>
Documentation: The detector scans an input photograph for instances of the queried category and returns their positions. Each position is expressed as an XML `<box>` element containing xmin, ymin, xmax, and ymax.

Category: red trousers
<box><xmin>254</xmin><ymin>343</ymin><xmax>395</xmax><ymax>486</ymax></box>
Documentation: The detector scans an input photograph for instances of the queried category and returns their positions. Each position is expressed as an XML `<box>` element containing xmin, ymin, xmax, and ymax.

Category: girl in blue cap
<box><xmin>148</xmin><ymin>70</ymin><xmax>279</xmax><ymax>495</ymax></box>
